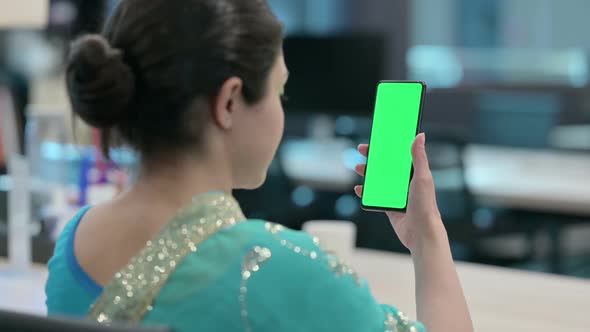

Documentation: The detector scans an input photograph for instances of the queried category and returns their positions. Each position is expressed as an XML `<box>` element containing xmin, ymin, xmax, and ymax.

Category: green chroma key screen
<box><xmin>362</xmin><ymin>81</ymin><xmax>425</xmax><ymax>211</ymax></box>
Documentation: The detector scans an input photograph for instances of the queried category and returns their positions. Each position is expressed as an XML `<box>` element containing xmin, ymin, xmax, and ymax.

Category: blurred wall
<box><xmin>501</xmin><ymin>0</ymin><xmax>590</xmax><ymax>49</ymax></box>
<box><xmin>411</xmin><ymin>0</ymin><xmax>457</xmax><ymax>46</ymax></box>
<box><xmin>412</xmin><ymin>0</ymin><xmax>590</xmax><ymax>51</ymax></box>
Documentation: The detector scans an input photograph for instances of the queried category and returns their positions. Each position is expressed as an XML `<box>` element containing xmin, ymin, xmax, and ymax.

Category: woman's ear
<box><xmin>211</xmin><ymin>77</ymin><xmax>243</xmax><ymax>130</ymax></box>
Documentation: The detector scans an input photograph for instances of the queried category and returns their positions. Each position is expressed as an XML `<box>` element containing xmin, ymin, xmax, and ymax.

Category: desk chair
<box><xmin>426</xmin><ymin>129</ymin><xmax>537</xmax><ymax>263</ymax></box>
<box><xmin>426</xmin><ymin>129</ymin><xmax>476</xmax><ymax>258</ymax></box>
<box><xmin>0</xmin><ymin>309</ymin><xmax>171</xmax><ymax>332</ymax></box>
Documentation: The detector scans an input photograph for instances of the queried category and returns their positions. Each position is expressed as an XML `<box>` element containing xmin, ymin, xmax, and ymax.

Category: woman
<box><xmin>45</xmin><ymin>0</ymin><xmax>473</xmax><ymax>331</ymax></box>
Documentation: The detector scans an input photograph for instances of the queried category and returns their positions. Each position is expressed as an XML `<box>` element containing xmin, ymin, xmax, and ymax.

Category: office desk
<box><xmin>0</xmin><ymin>264</ymin><xmax>48</xmax><ymax>315</ymax></box>
<box><xmin>283</xmin><ymin>140</ymin><xmax>590</xmax><ymax>215</ymax></box>
<box><xmin>2</xmin><ymin>252</ymin><xmax>589</xmax><ymax>332</ymax></box>
<box><xmin>464</xmin><ymin>145</ymin><xmax>590</xmax><ymax>273</ymax></box>
<box><xmin>350</xmin><ymin>249</ymin><xmax>590</xmax><ymax>332</ymax></box>
<box><xmin>285</xmin><ymin>140</ymin><xmax>590</xmax><ymax>272</ymax></box>
<box><xmin>465</xmin><ymin>145</ymin><xmax>590</xmax><ymax>217</ymax></box>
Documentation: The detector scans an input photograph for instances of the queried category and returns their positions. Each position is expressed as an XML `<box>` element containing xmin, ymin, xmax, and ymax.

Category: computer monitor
<box><xmin>282</xmin><ymin>34</ymin><xmax>386</xmax><ymax>116</ymax></box>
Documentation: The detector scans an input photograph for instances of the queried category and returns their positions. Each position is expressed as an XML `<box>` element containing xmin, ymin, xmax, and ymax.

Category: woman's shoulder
<box><xmin>46</xmin><ymin>206</ymin><xmax>99</xmax><ymax>317</ymax></box>
<box><xmin>47</xmin><ymin>206</ymin><xmax>93</xmax><ymax>273</ymax></box>
<box><xmin>225</xmin><ymin>219</ymin><xmax>320</xmax><ymax>249</ymax></box>
<box><xmin>190</xmin><ymin>220</ymin><xmax>425</xmax><ymax>331</ymax></box>
<box><xmin>228</xmin><ymin>220</ymin><xmax>364</xmax><ymax>288</ymax></box>
<box><xmin>170</xmin><ymin>219</ymin><xmax>345</xmax><ymax>291</ymax></box>
<box><xmin>212</xmin><ymin>220</ymin><xmax>364</xmax><ymax>283</ymax></box>
<box><xmin>216</xmin><ymin>219</ymin><xmax>345</xmax><ymax>273</ymax></box>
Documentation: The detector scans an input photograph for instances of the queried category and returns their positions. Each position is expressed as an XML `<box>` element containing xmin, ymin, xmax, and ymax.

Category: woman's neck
<box><xmin>120</xmin><ymin>154</ymin><xmax>233</xmax><ymax>214</ymax></box>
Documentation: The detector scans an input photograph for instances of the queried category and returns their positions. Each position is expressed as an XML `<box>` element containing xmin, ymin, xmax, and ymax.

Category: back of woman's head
<box><xmin>66</xmin><ymin>0</ymin><xmax>283</xmax><ymax>158</ymax></box>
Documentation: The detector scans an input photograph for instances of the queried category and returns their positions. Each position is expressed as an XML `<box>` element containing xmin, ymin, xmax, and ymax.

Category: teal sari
<box><xmin>46</xmin><ymin>192</ymin><xmax>424</xmax><ymax>332</ymax></box>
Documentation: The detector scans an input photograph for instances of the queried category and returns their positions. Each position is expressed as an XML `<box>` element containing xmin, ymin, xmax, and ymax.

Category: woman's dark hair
<box><xmin>66</xmin><ymin>0</ymin><xmax>283</xmax><ymax>158</ymax></box>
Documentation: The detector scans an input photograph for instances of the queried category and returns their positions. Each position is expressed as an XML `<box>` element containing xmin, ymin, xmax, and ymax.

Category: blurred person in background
<box><xmin>0</xmin><ymin>0</ymin><xmax>108</xmax><ymax>167</ymax></box>
<box><xmin>44</xmin><ymin>0</ymin><xmax>472</xmax><ymax>331</ymax></box>
<box><xmin>0</xmin><ymin>31</ymin><xmax>29</xmax><ymax>164</ymax></box>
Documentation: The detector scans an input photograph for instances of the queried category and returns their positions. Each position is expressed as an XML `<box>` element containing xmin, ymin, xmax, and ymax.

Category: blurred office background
<box><xmin>1</xmin><ymin>0</ymin><xmax>589</xmax><ymax>278</ymax></box>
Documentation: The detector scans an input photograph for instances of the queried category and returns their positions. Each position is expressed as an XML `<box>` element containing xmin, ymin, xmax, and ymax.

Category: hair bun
<box><xmin>66</xmin><ymin>34</ymin><xmax>135</xmax><ymax>128</ymax></box>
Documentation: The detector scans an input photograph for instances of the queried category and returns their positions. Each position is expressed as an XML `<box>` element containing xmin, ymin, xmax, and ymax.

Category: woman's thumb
<box><xmin>411</xmin><ymin>133</ymin><xmax>430</xmax><ymax>177</ymax></box>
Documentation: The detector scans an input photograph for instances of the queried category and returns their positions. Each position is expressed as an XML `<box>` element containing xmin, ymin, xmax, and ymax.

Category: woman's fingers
<box><xmin>411</xmin><ymin>133</ymin><xmax>430</xmax><ymax>179</ymax></box>
<box><xmin>357</xmin><ymin>144</ymin><xmax>369</xmax><ymax>157</ymax></box>
<box><xmin>356</xmin><ymin>146</ymin><xmax>368</xmax><ymax>191</ymax></box>
<box><xmin>354</xmin><ymin>185</ymin><xmax>363</xmax><ymax>198</ymax></box>
<box><xmin>354</xmin><ymin>164</ymin><xmax>366</xmax><ymax>177</ymax></box>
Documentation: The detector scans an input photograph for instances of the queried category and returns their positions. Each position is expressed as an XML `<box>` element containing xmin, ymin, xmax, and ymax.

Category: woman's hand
<box><xmin>354</xmin><ymin>133</ymin><xmax>447</xmax><ymax>254</ymax></box>
<box><xmin>356</xmin><ymin>133</ymin><xmax>473</xmax><ymax>332</ymax></box>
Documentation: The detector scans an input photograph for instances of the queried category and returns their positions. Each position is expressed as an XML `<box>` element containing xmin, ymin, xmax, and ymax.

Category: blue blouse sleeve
<box><xmin>242</xmin><ymin>222</ymin><xmax>425</xmax><ymax>332</ymax></box>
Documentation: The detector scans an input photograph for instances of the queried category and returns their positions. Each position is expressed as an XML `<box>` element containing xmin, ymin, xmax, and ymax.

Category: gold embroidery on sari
<box><xmin>240</xmin><ymin>246</ymin><xmax>272</xmax><ymax>332</ymax></box>
<box><xmin>88</xmin><ymin>192</ymin><xmax>245</xmax><ymax>324</ymax></box>
<box><xmin>385</xmin><ymin>312</ymin><xmax>400</xmax><ymax>332</ymax></box>
<box><xmin>385</xmin><ymin>310</ymin><xmax>421</xmax><ymax>332</ymax></box>
<box><xmin>264</xmin><ymin>222</ymin><xmax>361</xmax><ymax>285</ymax></box>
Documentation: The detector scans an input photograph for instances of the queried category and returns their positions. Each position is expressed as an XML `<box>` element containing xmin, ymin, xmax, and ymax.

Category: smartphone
<box><xmin>361</xmin><ymin>81</ymin><xmax>426</xmax><ymax>212</ymax></box>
